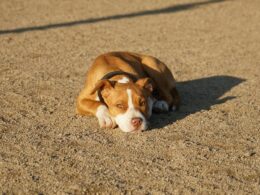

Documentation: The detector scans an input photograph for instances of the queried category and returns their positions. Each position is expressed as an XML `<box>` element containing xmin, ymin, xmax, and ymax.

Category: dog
<box><xmin>76</xmin><ymin>51</ymin><xmax>180</xmax><ymax>132</ymax></box>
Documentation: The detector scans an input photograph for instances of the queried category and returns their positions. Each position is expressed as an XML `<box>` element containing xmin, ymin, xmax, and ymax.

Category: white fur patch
<box><xmin>96</xmin><ymin>105</ymin><xmax>114</xmax><ymax>128</ymax></box>
<box><xmin>115</xmin><ymin>89</ymin><xmax>148</xmax><ymax>132</ymax></box>
<box><xmin>95</xmin><ymin>95</ymin><xmax>100</xmax><ymax>101</ymax></box>
<box><xmin>127</xmin><ymin>89</ymin><xmax>134</xmax><ymax>108</ymax></box>
<box><xmin>153</xmin><ymin>100</ymin><xmax>169</xmax><ymax>112</ymax></box>
<box><xmin>117</xmin><ymin>77</ymin><xmax>130</xmax><ymax>83</ymax></box>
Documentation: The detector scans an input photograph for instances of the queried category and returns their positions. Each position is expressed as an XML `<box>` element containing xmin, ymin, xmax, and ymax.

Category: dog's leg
<box><xmin>155</xmin><ymin>87</ymin><xmax>180</xmax><ymax>112</ymax></box>
<box><xmin>77</xmin><ymin>98</ymin><xmax>116</xmax><ymax>128</ymax></box>
<box><xmin>170</xmin><ymin>87</ymin><xmax>180</xmax><ymax>111</ymax></box>
<box><xmin>152</xmin><ymin>99</ymin><xmax>169</xmax><ymax>113</ymax></box>
<box><xmin>141</xmin><ymin>56</ymin><xmax>180</xmax><ymax>111</ymax></box>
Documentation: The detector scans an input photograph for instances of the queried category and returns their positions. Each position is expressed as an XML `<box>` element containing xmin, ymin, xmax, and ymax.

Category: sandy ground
<box><xmin>0</xmin><ymin>0</ymin><xmax>260</xmax><ymax>194</ymax></box>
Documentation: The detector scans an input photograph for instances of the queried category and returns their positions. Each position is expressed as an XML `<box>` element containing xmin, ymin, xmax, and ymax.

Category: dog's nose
<box><xmin>131</xmin><ymin>117</ymin><xmax>143</xmax><ymax>128</ymax></box>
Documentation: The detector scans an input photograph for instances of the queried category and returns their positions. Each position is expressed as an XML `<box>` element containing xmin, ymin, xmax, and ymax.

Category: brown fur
<box><xmin>76</xmin><ymin>51</ymin><xmax>180</xmax><ymax>117</ymax></box>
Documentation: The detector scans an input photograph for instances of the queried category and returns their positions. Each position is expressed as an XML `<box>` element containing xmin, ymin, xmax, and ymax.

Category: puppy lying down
<box><xmin>77</xmin><ymin>51</ymin><xmax>180</xmax><ymax>132</ymax></box>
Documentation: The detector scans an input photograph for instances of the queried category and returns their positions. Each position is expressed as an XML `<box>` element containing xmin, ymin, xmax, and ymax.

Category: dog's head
<box><xmin>91</xmin><ymin>78</ymin><xmax>154</xmax><ymax>132</ymax></box>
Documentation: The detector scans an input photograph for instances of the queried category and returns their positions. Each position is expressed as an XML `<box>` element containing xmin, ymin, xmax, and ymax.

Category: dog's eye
<box><xmin>116</xmin><ymin>104</ymin><xmax>125</xmax><ymax>109</ymax></box>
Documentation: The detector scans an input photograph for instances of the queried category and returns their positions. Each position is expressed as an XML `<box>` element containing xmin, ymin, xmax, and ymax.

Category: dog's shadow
<box><xmin>149</xmin><ymin>75</ymin><xmax>245</xmax><ymax>130</ymax></box>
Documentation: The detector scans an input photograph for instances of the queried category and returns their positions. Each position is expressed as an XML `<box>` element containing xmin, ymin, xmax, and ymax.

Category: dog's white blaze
<box><xmin>115</xmin><ymin>89</ymin><xmax>147</xmax><ymax>132</ymax></box>
<box><xmin>127</xmin><ymin>89</ymin><xmax>134</xmax><ymax>108</ymax></box>
<box><xmin>118</xmin><ymin>77</ymin><xmax>129</xmax><ymax>83</ymax></box>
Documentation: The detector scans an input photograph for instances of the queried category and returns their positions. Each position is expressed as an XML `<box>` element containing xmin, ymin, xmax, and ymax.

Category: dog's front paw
<box><xmin>153</xmin><ymin>100</ymin><xmax>169</xmax><ymax>113</ymax></box>
<box><xmin>96</xmin><ymin>105</ymin><xmax>116</xmax><ymax>128</ymax></box>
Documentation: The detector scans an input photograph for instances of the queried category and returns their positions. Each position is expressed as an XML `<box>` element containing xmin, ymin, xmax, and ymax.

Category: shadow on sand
<box><xmin>0</xmin><ymin>0</ymin><xmax>227</xmax><ymax>35</ymax></box>
<box><xmin>150</xmin><ymin>75</ymin><xmax>245</xmax><ymax>129</ymax></box>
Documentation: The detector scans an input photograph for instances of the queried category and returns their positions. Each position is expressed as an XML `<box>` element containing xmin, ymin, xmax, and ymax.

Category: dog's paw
<box><xmin>96</xmin><ymin>105</ymin><xmax>116</xmax><ymax>128</ymax></box>
<box><xmin>153</xmin><ymin>100</ymin><xmax>169</xmax><ymax>112</ymax></box>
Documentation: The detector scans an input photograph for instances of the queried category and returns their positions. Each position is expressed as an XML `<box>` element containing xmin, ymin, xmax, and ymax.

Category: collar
<box><xmin>100</xmin><ymin>70</ymin><xmax>137</xmax><ymax>82</ymax></box>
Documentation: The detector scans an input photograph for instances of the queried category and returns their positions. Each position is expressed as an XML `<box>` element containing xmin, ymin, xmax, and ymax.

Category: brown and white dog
<box><xmin>76</xmin><ymin>52</ymin><xmax>180</xmax><ymax>132</ymax></box>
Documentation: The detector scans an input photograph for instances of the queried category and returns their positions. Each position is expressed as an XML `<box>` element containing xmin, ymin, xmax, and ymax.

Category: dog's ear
<box><xmin>90</xmin><ymin>80</ymin><xmax>115</xmax><ymax>97</ymax></box>
<box><xmin>136</xmin><ymin>77</ymin><xmax>153</xmax><ymax>92</ymax></box>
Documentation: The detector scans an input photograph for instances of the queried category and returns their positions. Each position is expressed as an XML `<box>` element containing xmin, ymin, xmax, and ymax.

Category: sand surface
<box><xmin>0</xmin><ymin>0</ymin><xmax>260</xmax><ymax>194</ymax></box>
